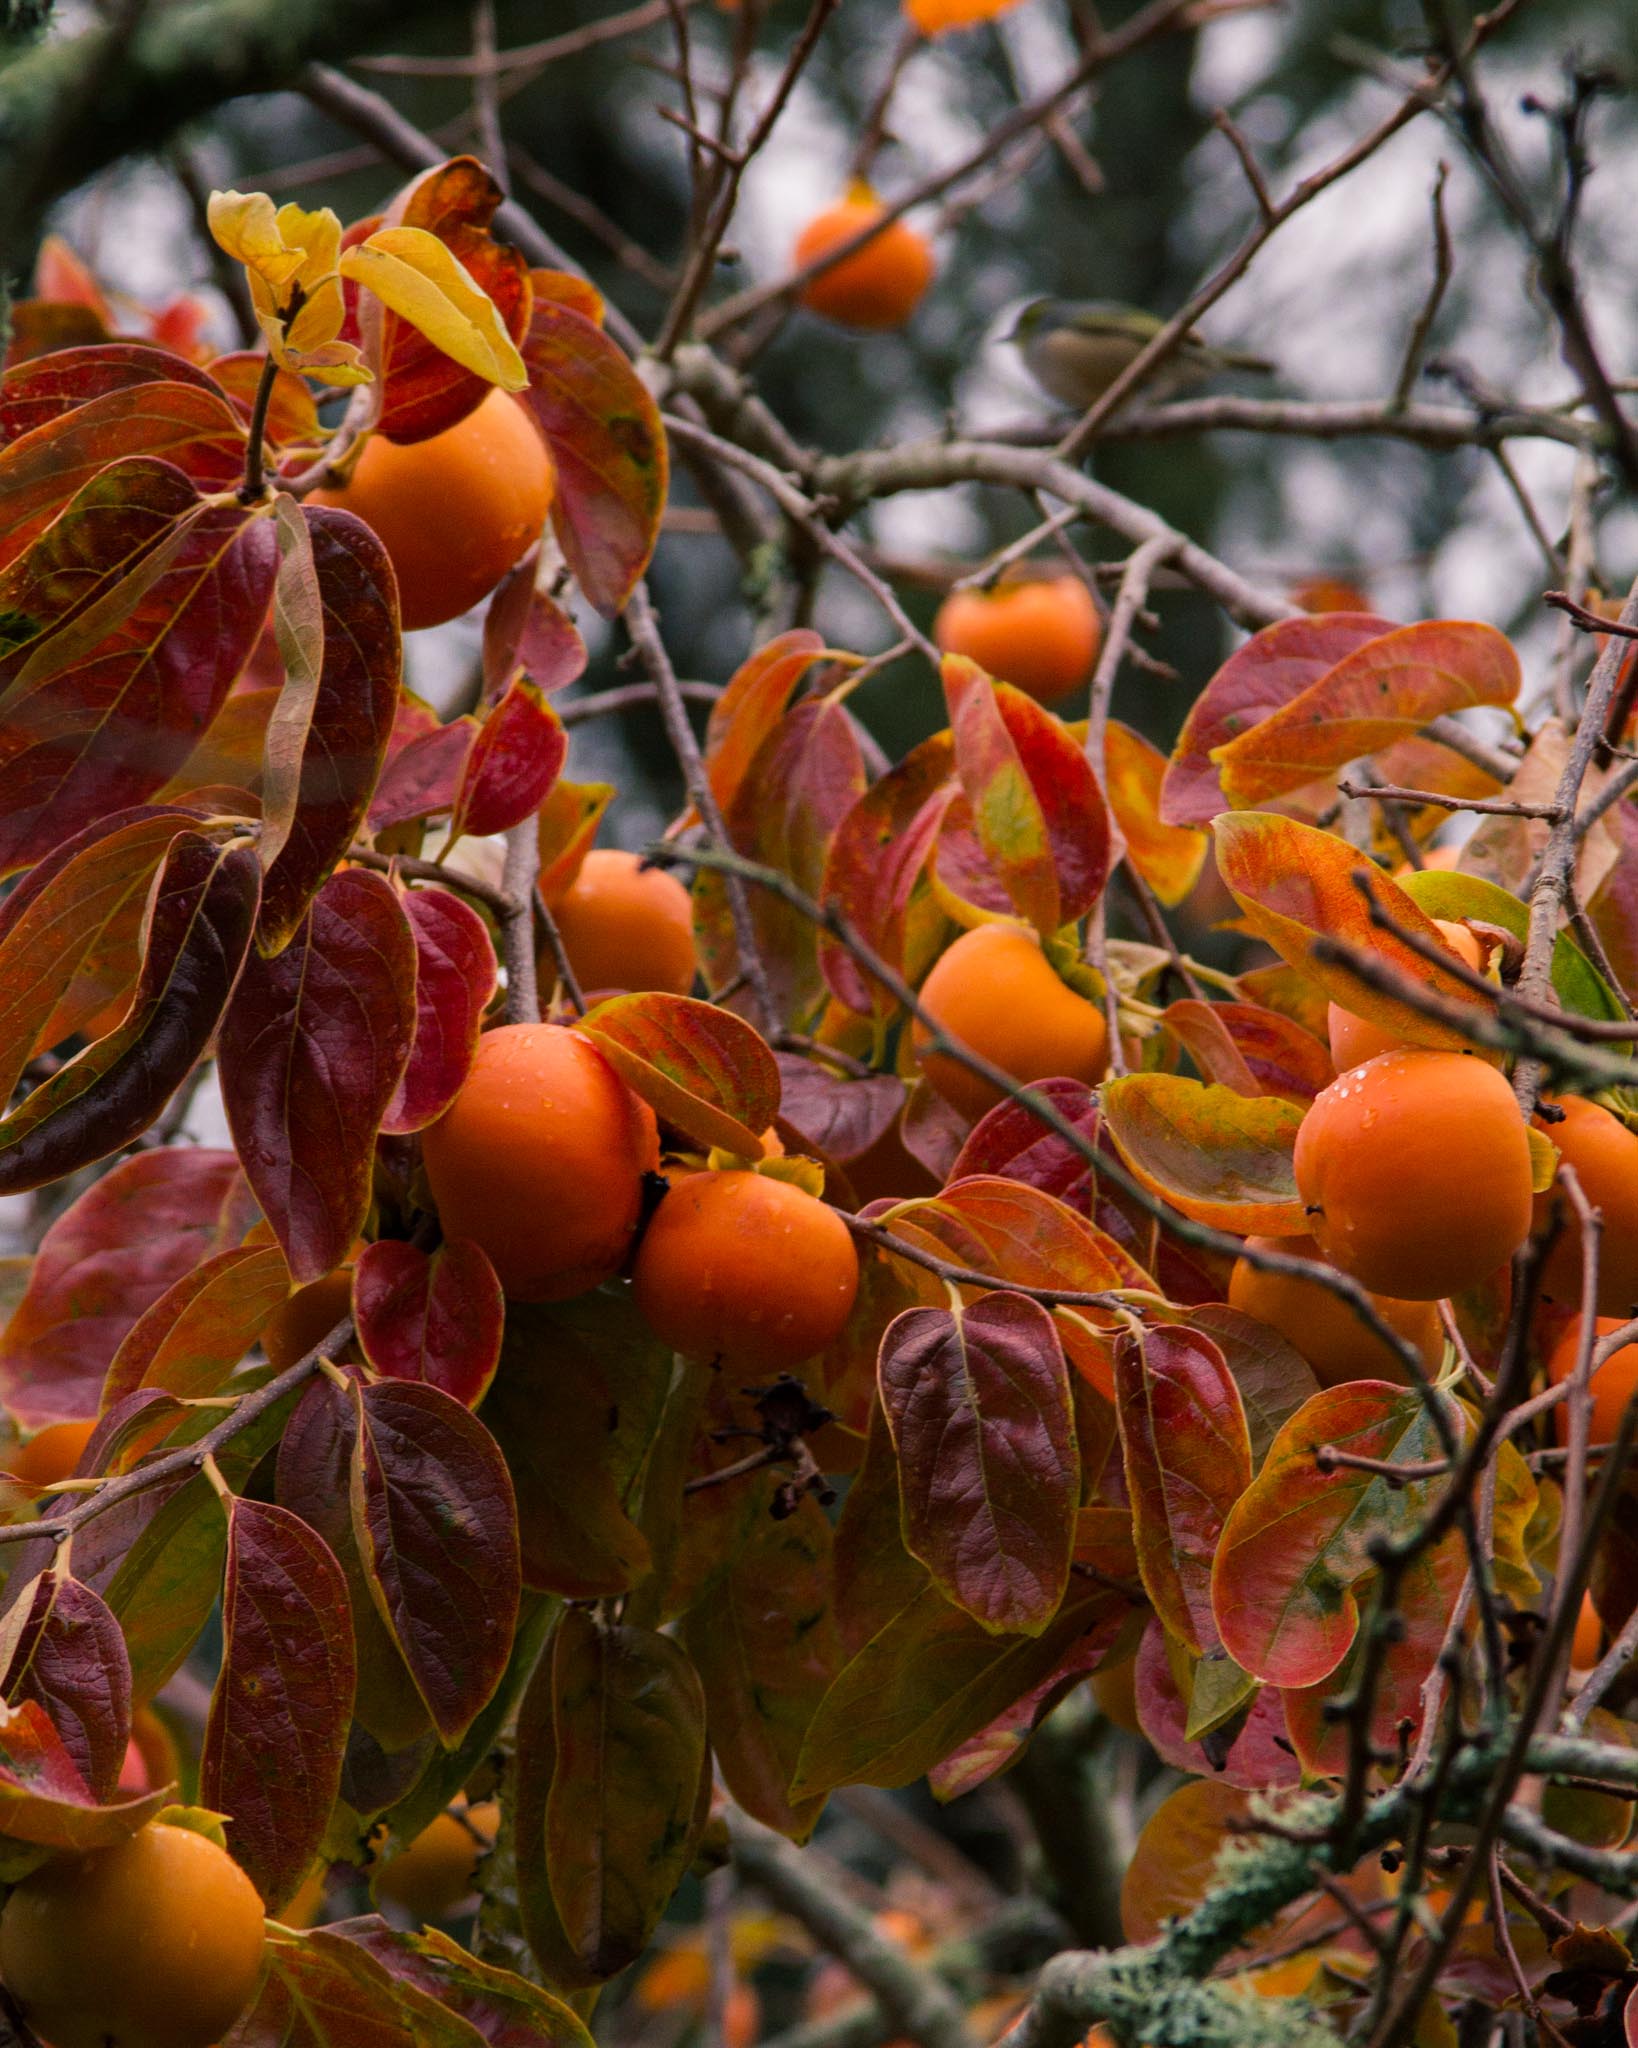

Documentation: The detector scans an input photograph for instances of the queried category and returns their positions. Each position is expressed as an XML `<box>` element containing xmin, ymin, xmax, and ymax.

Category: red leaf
<box><xmin>13</xmin><ymin>1577</ymin><xmax>133</xmax><ymax>1802</ymax></box>
<box><xmin>773</xmin><ymin>1053</ymin><xmax>904</xmax><ymax>1164</ymax></box>
<box><xmin>367</xmin><ymin>717</ymin><xmax>477</xmax><ymax>835</ymax></box>
<box><xmin>1212</xmin><ymin>620</ymin><xmax>1521</xmax><ymax>808</ymax></box>
<box><xmin>203</xmin><ymin>1498</ymin><xmax>356</xmax><ymax>1911</ymax></box>
<box><xmin>1162</xmin><ymin>999</ymin><xmax>1333</xmax><ymax>1104</ymax></box>
<box><xmin>942</xmin><ymin>658</ymin><xmax>1111</xmax><ymax>935</ymax></box>
<box><xmin>1212</xmin><ymin>1381</ymin><xmax>1461</xmax><ymax>1687</ymax></box>
<box><xmin>449</xmin><ymin>676</ymin><xmax>566</xmax><ymax>841</ymax></box>
<box><xmin>820</xmin><ymin>732</ymin><xmax>954</xmax><ymax>1019</ymax></box>
<box><xmin>1113</xmin><ymin>1324</ymin><xmax>1251</xmax><ymax>1655</ymax></box>
<box><xmin>317</xmin><ymin>1921</ymin><xmax>594</xmax><ymax>2048</ymax></box>
<box><xmin>1160</xmin><ymin>612</ymin><xmax>1396</xmax><ymax>826</ymax></box>
<box><xmin>258</xmin><ymin>505</ymin><xmax>400</xmax><ymax>953</ymax></box>
<box><xmin>926</xmin><ymin>1619</ymin><xmax>1128</xmax><ymax>1802</ymax></box>
<box><xmin>353</xmin><ymin>1239</ymin><xmax>503</xmax><ymax>1408</ymax></box>
<box><xmin>383</xmin><ymin>885</ymin><xmax>497</xmax><ymax>1135</ymax></box>
<box><xmin>219</xmin><ymin>867</ymin><xmax>416</xmax><ymax>1282</ymax></box>
<box><xmin>482</xmin><ymin>547</ymin><xmax>587</xmax><ymax>696</ymax></box>
<box><xmin>521</xmin><ymin>301</ymin><xmax>667</xmax><ymax>616</ymax></box>
<box><xmin>879</xmin><ymin>1291</ymin><xmax>1077</xmax><ymax>1635</ymax></box>
<box><xmin>1132</xmin><ymin>1617</ymin><xmax>1298</xmax><ymax>1790</ymax></box>
<box><xmin>100</xmin><ymin>1244</ymin><xmax>291</xmax><ymax>1412</ymax></box>
<box><xmin>704</xmin><ymin>630</ymin><xmax>832</xmax><ymax>820</ymax></box>
<box><xmin>0</xmin><ymin>1698</ymin><xmax>167</xmax><ymax>1849</ymax></box>
<box><xmin>0</xmin><ymin>343</ymin><xmax>226</xmax><ymax>448</ymax></box>
<box><xmin>577</xmin><ymin>993</ymin><xmax>780</xmax><ymax>1155</ymax></box>
<box><xmin>0</xmin><ymin>1149</ymin><xmax>244</xmax><ymax>1426</ymax></box>
<box><xmin>949</xmin><ymin>1076</ymin><xmax>1102</xmax><ymax>1212</ymax></box>
<box><xmin>350</xmin><ymin>1380</ymin><xmax>521</xmax><ymax>1745</ymax></box>
<box><xmin>0</xmin><ymin>836</ymin><xmax>259</xmax><ymax>1195</ymax></box>
<box><xmin>0</xmin><ymin>489</ymin><xmax>277</xmax><ymax>875</ymax></box>
<box><xmin>0</xmin><ymin>378</ymin><xmax>246</xmax><ymax>578</ymax></box>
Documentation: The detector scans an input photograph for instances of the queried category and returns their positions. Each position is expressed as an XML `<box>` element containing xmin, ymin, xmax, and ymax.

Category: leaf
<box><xmin>258</xmin><ymin>505</ymin><xmax>401</xmax><ymax>951</ymax></box>
<box><xmin>1104</xmin><ymin>720</ymin><xmax>1207</xmax><ymax>907</ymax></box>
<box><xmin>773</xmin><ymin>1053</ymin><xmax>904</xmax><ymax>1166</ymax></box>
<box><xmin>790</xmin><ymin>1579</ymin><xmax>1125</xmax><ymax>1799</ymax></box>
<box><xmin>367</xmin><ymin>716</ymin><xmax>476</xmax><ymax>836</ymax></box>
<box><xmin>1399</xmin><ymin>866</ymin><xmax>1628</xmax><ymax>1025</ymax></box>
<box><xmin>0</xmin><ymin>807</ymin><xmax>191</xmax><ymax>1098</ymax></box>
<box><xmin>353</xmin><ymin>1240</ymin><xmax>504</xmax><ymax>1409</ymax></box>
<box><xmin>341</xmin><ymin>227</ymin><xmax>529</xmax><ymax>391</ymax></box>
<box><xmin>576</xmin><ymin>994</ymin><xmax>779</xmax><ymax>1155</ymax></box>
<box><xmin>879</xmin><ymin>1291</ymin><xmax>1077</xmax><ymax>1635</ymax></box>
<box><xmin>383</xmin><ymin>886</ymin><xmax>497</xmax><ymax>1135</ymax></box>
<box><xmin>1160</xmin><ymin>612</ymin><xmax>1396</xmax><ymax>826</ymax></box>
<box><xmin>1113</xmin><ymin>1323</ymin><xmax>1251</xmax><ymax>1655</ymax></box>
<box><xmin>0</xmin><ymin>492</ymin><xmax>278</xmax><ymax>873</ymax></box>
<box><xmin>0</xmin><ymin>836</ymin><xmax>259</xmax><ymax>1195</ymax></box>
<box><xmin>1212</xmin><ymin>1381</ymin><xmax>1461</xmax><ymax>1686</ymax></box>
<box><xmin>1213</xmin><ymin>811</ymin><xmax>1494</xmax><ymax>1050</ymax></box>
<box><xmin>203</xmin><ymin>1498</ymin><xmax>356</xmax><ymax>1911</ymax></box>
<box><xmin>681</xmin><ymin>1490</ymin><xmax>839</xmax><ymax>1841</ymax></box>
<box><xmin>0</xmin><ymin>1698</ymin><xmax>167</xmax><ymax>1850</ymax></box>
<box><xmin>100</xmin><ymin>1243</ymin><xmax>292</xmax><ymax>1411</ymax></box>
<box><xmin>1099</xmin><ymin>1073</ymin><xmax>1308</xmax><ymax>1234</ymax></box>
<box><xmin>1182</xmin><ymin>1304</ymin><xmax>1320</xmax><ymax>1469</ymax></box>
<box><xmin>482</xmin><ymin>1294</ymin><xmax>673</xmax><ymax>1599</ymax></box>
<box><xmin>322</xmin><ymin>1921</ymin><xmax>595</xmax><ymax>2048</ymax></box>
<box><xmin>12</xmin><ymin>1577</ymin><xmax>132</xmax><ymax>1802</ymax></box>
<box><xmin>520</xmin><ymin>300</ymin><xmax>667</xmax><ymax>616</ymax></box>
<box><xmin>482</xmin><ymin>551</ymin><xmax>586</xmax><ymax>698</ymax></box>
<box><xmin>819</xmin><ymin>733</ymin><xmax>954</xmax><ymax>1020</ymax></box>
<box><xmin>1120</xmin><ymin>1778</ymin><xmax>1255</xmax><ymax>1944</ymax></box>
<box><xmin>948</xmin><ymin>1075</ymin><xmax>1102</xmax><ymax>1212</ymax></box>
<box><xmin>229</xmin><ymin>1928</ymin><xmax>487</xmax><ymax>2048</ymax></box>
<box><xmin>927</xmin><ymin>1616</ymin><xmax>1129</xmax><ymax>1802</ymax></box>
<box><xmin>0</xmin><ymin>341</ymin><xmax>221</xmax><ymax>443</ymax></box>
<box><xmin>704</xmin><ymin>630</ymin><xmax>833</xmax><ymax>819</ymax></box>
<box><xmin>0</xmin><ymin>379</ymin><xmax>246</xmax><ymax>577</ymax></box>
<box><xmin>448</xmin><ymin>677</ymin><xmax>566</xmax><ymax>842</ymax></box>
<box><xmin>543</xmin><ymin>1610</ymin><xmax>708</xmax><ymax>1978</ymax></box>
<box><xmin>219</xmin><ymin>867</ymin><xmax>416</xmax><ymax>1282</ymax></box>
<box><xmin>350</xmin><ymin>1380</ymin><xmax>521</xmax><ymax>1746</ymax></box>
<box><xmin>0</xmin><ymin>1148</ymin><xmax>245</xmax><ymax>1426</ymax></box>
<box><xmin>1211</xmin><ymin>620</ymin><xmax>1520</xmax><ymax>808</ymax></box>
<box><xmin>942</xmin><ymin>657</ymin><xmax>1110</xmax><ymax>936</ymax></box>
<box><xmin>535</xmin><ymin>778</ymin><xmax>613</xmax><ymax>903</ymax></box>
<box><xmin>1162</xmin><ymin>999</ymin><xmax>1333</xmax><ymax>1104</ymax></box>
<box><xmin>1132</xmin><ymin>1618</ymin><xmax>1298</xmax><ymax>1790</ymax></box>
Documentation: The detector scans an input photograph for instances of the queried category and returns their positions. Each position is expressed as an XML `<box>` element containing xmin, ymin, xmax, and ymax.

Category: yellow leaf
<box><xmin>207</xmin><ymin>191</ymin><xmax>306</xmax><ymax>292</ymax></box>
<box><xmin>340</xmin><ymin>226</ymin><xmax>528</xmax><ymax>392</ymax></box>
<box><xmin>1527</xmin><ymin>1124</ymin><xmax>1560</xmax><ymax>1195</ymax></box>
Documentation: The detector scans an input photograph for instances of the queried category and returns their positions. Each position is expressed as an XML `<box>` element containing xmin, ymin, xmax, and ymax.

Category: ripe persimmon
<box><xmin>548</xmin><ymin>849</ymin><xmax>696</xmax><ymax>998</ymax></box>
<box><xmin>0</xmin><ymin>1822</ymin><xmax>265</xmax><ymax>2048</ymax></box>
<box><xmin>1293</xmin><ymin>1051</ymin><xmax>1533</xmax><ymax>1300</ymax></box>
<box><xmin>932</xmin><ymin>575</ymin><xmax>1101</xmax><ymax>706</ymax></box>
<box><xmin>1548</xmin><ymin>1318</ymin><xmax>1638</xmax><ymax>1448</ymax></box>
<box><xmin>632</xmin><ymin>1169</ymin><xmax>859</xmax><ymax>1368</ymax></box>
<box><xmin>913</xmin><ymin>923</ymin><xmax>1108</xmax><ymax>1123</ymax></box>
<box><xmin>1572</xmin><ymin>1590</ymin><xmax>1605</xmax><ymax>1671</ymax></box>
<box><xmin>1290</xmin><ymin>576</ymin><xmax>1373</xmax><ymax>614</ymax></box>
<box><xmin>421</xmin><ymin>1023</ymin><xmax>659</xmax><ymax>1301</ymax></box>
<box><xmin>307</xmin><ymin>389</ymin><xmax>553</xmax><ymax>631</ymax></box>
<box><xmin>374</xmin><ymin>1797</ymin><xmax>498</xmax><ymax>1923</ymax></box>
<box><xmin>793</xmin><ymin>191</ymin><xmax>934</xmax><ymax>330</ymax></box>
<box><xmin>1228</xmin><ymin>1235</ymin><xmax>1443</xmax><ymax>1386</ymax></box>
<box><xmin>7</xmin><ymin>1419</ymin><xmax>95</xmax><ymax>1490</ymax></box>
<box><xmin>1534</xmin><ymin>1095</ymin><xmax>1638</xmax><ymax>1317</ymax></box>
<box><xmin>1326</xmin><ymin>919</ymin><xmax>1488</xmax><ymax>1072</ymax></box>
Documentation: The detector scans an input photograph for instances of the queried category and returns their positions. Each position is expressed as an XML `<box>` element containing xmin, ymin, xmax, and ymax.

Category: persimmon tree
<box><xmin>0</xmin><ymin>3</ymin><xmax>1637</xmax><ymax>2047</ymax></box>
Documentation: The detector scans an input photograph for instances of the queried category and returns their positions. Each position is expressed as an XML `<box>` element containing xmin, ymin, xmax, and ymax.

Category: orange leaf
<box><xmin>1099</xmin><ymin>1073</ymin><xmax>1307</xmax><ymax>1235</ymax></box>
<box><xmin>1104</xmin><ymin>721</ymin><xmax>1206</xmax><ymax>907</ymax></box>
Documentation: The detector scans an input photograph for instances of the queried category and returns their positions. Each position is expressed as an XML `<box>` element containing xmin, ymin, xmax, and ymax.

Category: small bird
<box><xmin>1007</xmin><ymin>297</ymin><xmax>1275</xmax><ymax>410</ymax></box>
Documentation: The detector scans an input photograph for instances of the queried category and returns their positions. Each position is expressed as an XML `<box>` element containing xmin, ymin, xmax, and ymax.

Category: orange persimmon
<box><xmin>932</xmin><ymin>575</ymin><xmax>1101</xmax><ymax>707</ymax></box>
<box><xmin>1228</xmin><ymin>1235</ymin><xmax>1444</xmax><ymax>1386</ymax></box>
<box><xmin>548</xmin><ymin>849</ymin><xmax>696</xmax><ymax>998</ymax></box>
<box><xmin>793</xmin><ymin>191</ymin><xmax>934</xmax><ymax>330</ymax></box>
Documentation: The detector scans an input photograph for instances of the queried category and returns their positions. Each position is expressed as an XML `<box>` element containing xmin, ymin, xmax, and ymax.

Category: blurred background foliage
<box><xmin>39</xmin><ymin>0</ymin><xmax>1638</xmax><ymax>834</ymax></box>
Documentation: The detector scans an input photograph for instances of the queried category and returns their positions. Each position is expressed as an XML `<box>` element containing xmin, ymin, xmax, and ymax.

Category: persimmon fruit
<box><xmin>632</xmin><ymin>1169</ymin><xmax>860</xmax><ymax>1368</ymax></box>
<box><xmin>421</xmin><ymin>1023</ymin><xmax>659</xmax><ymax>1301</ymax></box>
<box><xmin>1228</xmin><ymin>1235</ymin><xmax>1443</xmax><ymax>1387</ymax></box>
<box><xmin>1534</xmin><ymin>1095</ymin><xmax>1638</xmax><ymax>1317</ymax></box>
<box><xmin>933</xmin><ymin>575</ymin><xmax>1101</xmax><ymax>706</ymax></box>
<box><xmin>1547</xmin><ymin>1318</ymin><xmax>1638</xmax><ymax>1448</ymax></box>
<box><xmin>1293</xmin><ymin>1050</ymin><xmax>1533</xmax><ymax>1300</ymax></box>
<box><xmin>374</xmin><ymin>1797</ymin><xmax>498</xmax><ymax>1923</ymax></box>
<box><xmin>0</xmin><ymin>1821</ymin><xmax>265</xmax><ymax>2048</ymax></box>
<box><xmin>548</xmin><ymin>849</ymin><xmax>696</xmax><ymax>998</ymax></box>
<box><xmin>1572</xmin><ymin>1590</ymin><xmax>1605</xmax><ymax>1671</ymax></box>
<box><xmin>793</xmin><ymin>193</ymin><xmax>934</xmax><ymax>330</ymax></box>
<box><xmin>913</xmin><ymin>922</ymin><xmax>1108</xmax><ymax>1123</ymax></box>
<box><xmin>7</xmin><ymin>1419</ymin><xmax>95</xmax><ymax>1490</ymax></box>
<box><xmin>307</xmin><ymin>388</ymin><xmax>553</xmax><ymax>631</ymax></box>
<box><xmin>1326</xmin><ymin>919</ymin><xmax>1487</xmax><ymax>1072</ymax></box>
